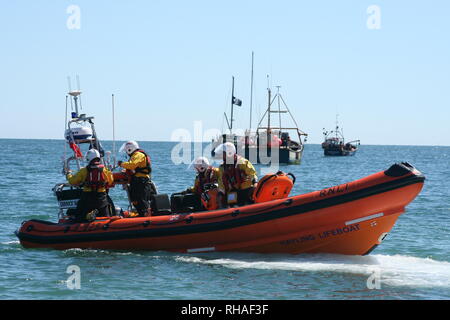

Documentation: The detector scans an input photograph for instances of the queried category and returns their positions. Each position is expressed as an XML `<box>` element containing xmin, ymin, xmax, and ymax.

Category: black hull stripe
<box><xmin>17</xmin><ymin>174</ymin><xmax>424</xmax><ymax>245</ymax></box>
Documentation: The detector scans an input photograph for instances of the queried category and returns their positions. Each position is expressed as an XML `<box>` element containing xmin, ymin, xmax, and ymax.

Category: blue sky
<box><xmin>0</xmin><ymin>1</ymin><xmax>449</xmax><ymax>145</ymax></box>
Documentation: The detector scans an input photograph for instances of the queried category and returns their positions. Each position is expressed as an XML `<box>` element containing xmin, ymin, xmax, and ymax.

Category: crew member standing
<box><xmin>66</xmin><ymin>149</ymin><xmax>114</xmax><ymax>222</ymax></box>
<box><xmin>118</xmin><ymin>140</ymin><xmax>155</xmax><ymax>216</ymax></box>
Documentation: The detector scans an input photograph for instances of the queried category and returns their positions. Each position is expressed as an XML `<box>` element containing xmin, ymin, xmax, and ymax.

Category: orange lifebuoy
<box><xmin>253</xmin><ymin>172</ymin><xmax>295</xmax><ymax>203</ymax></box>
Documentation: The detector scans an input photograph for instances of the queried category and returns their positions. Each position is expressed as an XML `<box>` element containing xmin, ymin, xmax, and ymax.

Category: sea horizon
<box><xmin>0</xmin><ymin>137</ymin><xmax>448</xmax><ymax>148</ymax></box>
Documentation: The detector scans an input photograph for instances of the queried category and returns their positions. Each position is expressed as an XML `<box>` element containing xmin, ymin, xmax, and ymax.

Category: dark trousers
<box><xmin>74</xmin><ymin>191</ymin><xmax>109</xmax><ymax>222</ymax></box>
<box><xmin>237</xmin><ymin>187</ymin><xmax>255</xmax><ymax>206</ymax></box>
<box><xmin>130</xmin><ymin>176</ymin><xmax>155</xmax><ymax>216</ymax></box>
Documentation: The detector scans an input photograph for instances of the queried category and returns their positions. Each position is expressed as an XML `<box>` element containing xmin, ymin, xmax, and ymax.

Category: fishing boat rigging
<box><xmin>212</xmin><ymin>53</ymin><xmax>308</xmax><ymax>165</ymax></box>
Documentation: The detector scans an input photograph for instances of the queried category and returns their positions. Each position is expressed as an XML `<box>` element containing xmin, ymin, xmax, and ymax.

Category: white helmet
<box><xmin>214</xmin><ymin>142</ymin><xmax>236</xmax><ymax>159</ymax></box>
<box><xmin>85</xmin><ymin>149</ymin><xmax>100</xmax><ymax>163</ymax></box>
<box><xmin>189</xmin><ymin>156</ymin><xmax>210</xmax><ymax>173</ymax></box>
<box><xmin>119</xmin><ymin>140</ymin><xmax>139</xmax><ymax>155</ymax></box>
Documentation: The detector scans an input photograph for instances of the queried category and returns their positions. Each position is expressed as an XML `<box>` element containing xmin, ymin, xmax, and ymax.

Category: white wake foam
<box><xmin>176</xmin><ymin>254</ymin><xmax>450</xmax><ymax>288</ymax></box>
<box><xmin>1</xmin><ymin>240</ymin><xmax>20</xmax><ymax>245</ymax></box>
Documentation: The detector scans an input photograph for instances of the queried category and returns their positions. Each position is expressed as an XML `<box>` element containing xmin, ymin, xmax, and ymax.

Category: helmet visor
<box><xmin>119</xmin><ymin>142</ymin><xmax>127</xmax><ymax>154</ymax></box>
<box><xmin>188</xmin><ymin>157</ymin><xmax>209</xmax><ymax>172</ymax></box>
<box><xmin>119</xmin><ymin>141</ymin><xmax>138</xmax><ymax>155</ymax></box>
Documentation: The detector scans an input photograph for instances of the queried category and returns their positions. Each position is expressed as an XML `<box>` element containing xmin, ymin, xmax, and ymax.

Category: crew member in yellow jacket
<box><xmin>118</xmin><ymin>141</ymin><xmax>155</xmax><ymax>216</ymax></box>
<box><xmin>214</xmin><ymin>142</ymin><xmax>257</xmax><ymax>207</ymax></box>
<box><xmin>66</xmin><ymin>149</ymin><xmax>114</xmax><ymax>221</ymax></box>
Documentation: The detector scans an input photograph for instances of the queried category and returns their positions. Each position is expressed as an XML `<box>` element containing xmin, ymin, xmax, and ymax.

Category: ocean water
<box><xmin>0</xmin><ymin>139</ymin><xmax>449</xmax><ymax>300</ymax></box>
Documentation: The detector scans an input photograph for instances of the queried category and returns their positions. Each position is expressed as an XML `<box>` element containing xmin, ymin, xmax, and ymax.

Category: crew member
<box><xmin>66</xmin><ymin>149</ymin><xmax>114</xmax><ymax>222</ymax></box>
<box><xmin>118</xmin><ymin>141</ymin><xmax>155</xmax><ymax>216</ymax></box>
<box><xmin>183</xmin><ymin>157</ymin><xmax>220</xmax><ymax>210</ymax></box>
<box><xmin>214</xmin><ymin>142</ymin><xmax>257</xmax><ymax>207</ymax></box>
<box><xmin>186</xmin><ymin>157</ymin><xmax>219</xmax><ymax>194</ymax></box>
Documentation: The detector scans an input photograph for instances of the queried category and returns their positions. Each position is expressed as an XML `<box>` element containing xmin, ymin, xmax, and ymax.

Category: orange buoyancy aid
<box><xmin>85</xmin><ymin>162</ymin><xmax>107</xmax><ymax>191</ymax></box>
<box><xmin>201</xmin><ymin>188</ymin><xmax>220</xmax><ymax>210</ymax></box>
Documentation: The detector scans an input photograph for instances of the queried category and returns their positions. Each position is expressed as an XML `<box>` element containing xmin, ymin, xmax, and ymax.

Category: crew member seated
<box><xmin>186</xmin><ymin>157</ymin><xmax>219</xmax><ymax>194</ymax></box>
<box><xmin>214</xmin><ymin>142</ymin><xmax>257</xmax><ymax>207</ymax></box>
<box><xmin>172</xmin><ymin>157</ymin><xmax>219</xmax><ymax>212</ymax></box>
<box><xmin>186</xmin><ymin>157</ymin><xmax>219</xmax><ymax>209</ymax></box>
<box><xmin>65</xmin><ymin>149</ymin><xmax>114</xmax><ymax>222</ymax></box>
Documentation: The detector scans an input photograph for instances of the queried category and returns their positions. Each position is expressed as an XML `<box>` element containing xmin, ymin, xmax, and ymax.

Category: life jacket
<box><xmin>130</xmin><ymin>149</ymin><xmax>152</xmax><ymax>175</ymax></box>
<box><xmin>194</xmin><ymin>167</ymin><xmax>217</xmax><ymax>194</ymax></box>
<box><xmin>222</xmin><ymin>155</ymin><xmax>246</xmax><ymax>192</ymax></box>
<box><xmin>85</xmin><ymin>161</ymin><xmax>107</xmax><ymax>191</ymax></box>
<box><xmin>201</xmin><ymin>188</ymin><xmax>219</xmax><ymax>211</ymax></box>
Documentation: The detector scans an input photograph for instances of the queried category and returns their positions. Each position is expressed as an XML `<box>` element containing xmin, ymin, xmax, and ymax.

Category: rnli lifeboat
<box><xmin>16</xmin><ymin>162</ymin><xmax>424</xmax><ymax>255</ymax></box>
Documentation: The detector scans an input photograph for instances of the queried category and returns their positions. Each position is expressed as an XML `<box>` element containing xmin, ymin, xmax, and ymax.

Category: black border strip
<box><xmin>17</xmin><ymin>174</ymin><xmax>424</xmax><ymax>245</ymax></box>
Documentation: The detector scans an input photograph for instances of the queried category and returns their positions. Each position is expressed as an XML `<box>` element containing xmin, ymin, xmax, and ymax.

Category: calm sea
<box><xmin>0</xmin><ymin>139</ymin><xmax>449</xmax><ymax>300</ymax></box>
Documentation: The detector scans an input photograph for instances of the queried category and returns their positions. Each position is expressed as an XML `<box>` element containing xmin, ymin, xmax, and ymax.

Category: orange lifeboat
<box><xmin>15</xmin><ymin>162</ymin><xmax>425</xmax><ymax>256</ymax></box>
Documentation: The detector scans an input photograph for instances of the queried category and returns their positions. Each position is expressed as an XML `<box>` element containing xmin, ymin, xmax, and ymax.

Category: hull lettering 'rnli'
<box><xmin>319</xmin><ymin>184</ymin><xmax>350</xmax><ymax>197</ymax></box>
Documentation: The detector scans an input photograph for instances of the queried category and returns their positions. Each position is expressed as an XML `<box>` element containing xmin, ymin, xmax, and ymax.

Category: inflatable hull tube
<box><xmin>16</xmin><ymin>163</ymin><xmax>424</xmax><ymax>255</ymax></box>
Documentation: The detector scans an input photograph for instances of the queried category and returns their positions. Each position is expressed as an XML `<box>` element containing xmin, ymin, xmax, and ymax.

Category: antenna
<box><xmin>266</xmin><ymin>75</ymin><xmax>271</xmax><ymax>130</ymax></box>
<box><xmin>76</xmin><ymin>75</ymin><xmax>81</xmax><ymax>90</ymax></box>
<box><xmin>112</xmin><ymin>94</ymin><xmax>116</xmax><ymax>166</ymax></box>
<box><xmin>335</xmin><ymin>114</ymin><xmax>339</xmax><ymax>139</ymax></box>
<box><xmin>67</xmin><ymin>76</ymin><xmax>72</xmax><ymax>92</ymax></box>
<box><xmin>249</xmin><ymin>51</ymin><xmax>254</xmax><ymax>131</ymax></box>
<box><xmin>67</xmin><ymin>75</ymin><xmax>82</xmax><ymax>117</ymax></box>
<box><xmin>276</xmin><ymin>85</ymin><xmax>282</xmax><ymax>130</ymax></box>
<box><xmin>224</xmin><ymin>112</ymin><xmax>231</xmax><ymax>132</ymax></box>
<box><xmin>64</xmin><ymin>95</ymin><xmax>68</xmax><ymax>159</ymax></box>
<box><xmin>76</xmin><ymin>75</ymin><xmax>83</xmax><ymax>110</ymax></box>
<box><xmin>230</xmin><ymin>76</ymin><xmax>235</xmax><ymax>133</ymax></box>
<box><xmin>67</xmin><ymin>77</ymin><xmax>74</xmax><ymax>110</ymax></box>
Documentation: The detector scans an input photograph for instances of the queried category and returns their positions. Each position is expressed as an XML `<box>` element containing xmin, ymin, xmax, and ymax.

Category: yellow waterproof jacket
<box><xmin>218</xmin><ymin>156</ymin><xmax>257</xmax><ymax>192</ymax></box>
<box><xmin>187</xmin><ymin>167</ymin><xmax>220</xmax><ymax>194</ymax></box>
<box><xmin>66</xmin><ymin>166</ymin><xmax>114</xmax><ymax>193</ymax></box>
<box><xmin>120</xmin><ymin>150</ymin><xmax>151</xmax><ymax>179</ymax></box>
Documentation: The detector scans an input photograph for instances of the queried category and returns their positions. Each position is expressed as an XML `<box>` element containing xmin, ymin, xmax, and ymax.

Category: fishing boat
<box><xmin>251</xmin><ymin>85</ymin><xmax>307</xmax><ymax>164</ymax></box>
<box><xmin>322</xmin><ymin>116</ymin><xmax>360</xmax><ymax>156</ymax></box>
<box><xmin>211</xmin><ymin>53</ymin><xmax>308</xmax><ymax>165</ymax></box>
<box><xmin>16</xmin><ymin>162</ymin><xmax>425</xmax><ymax>255</ymax></box>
